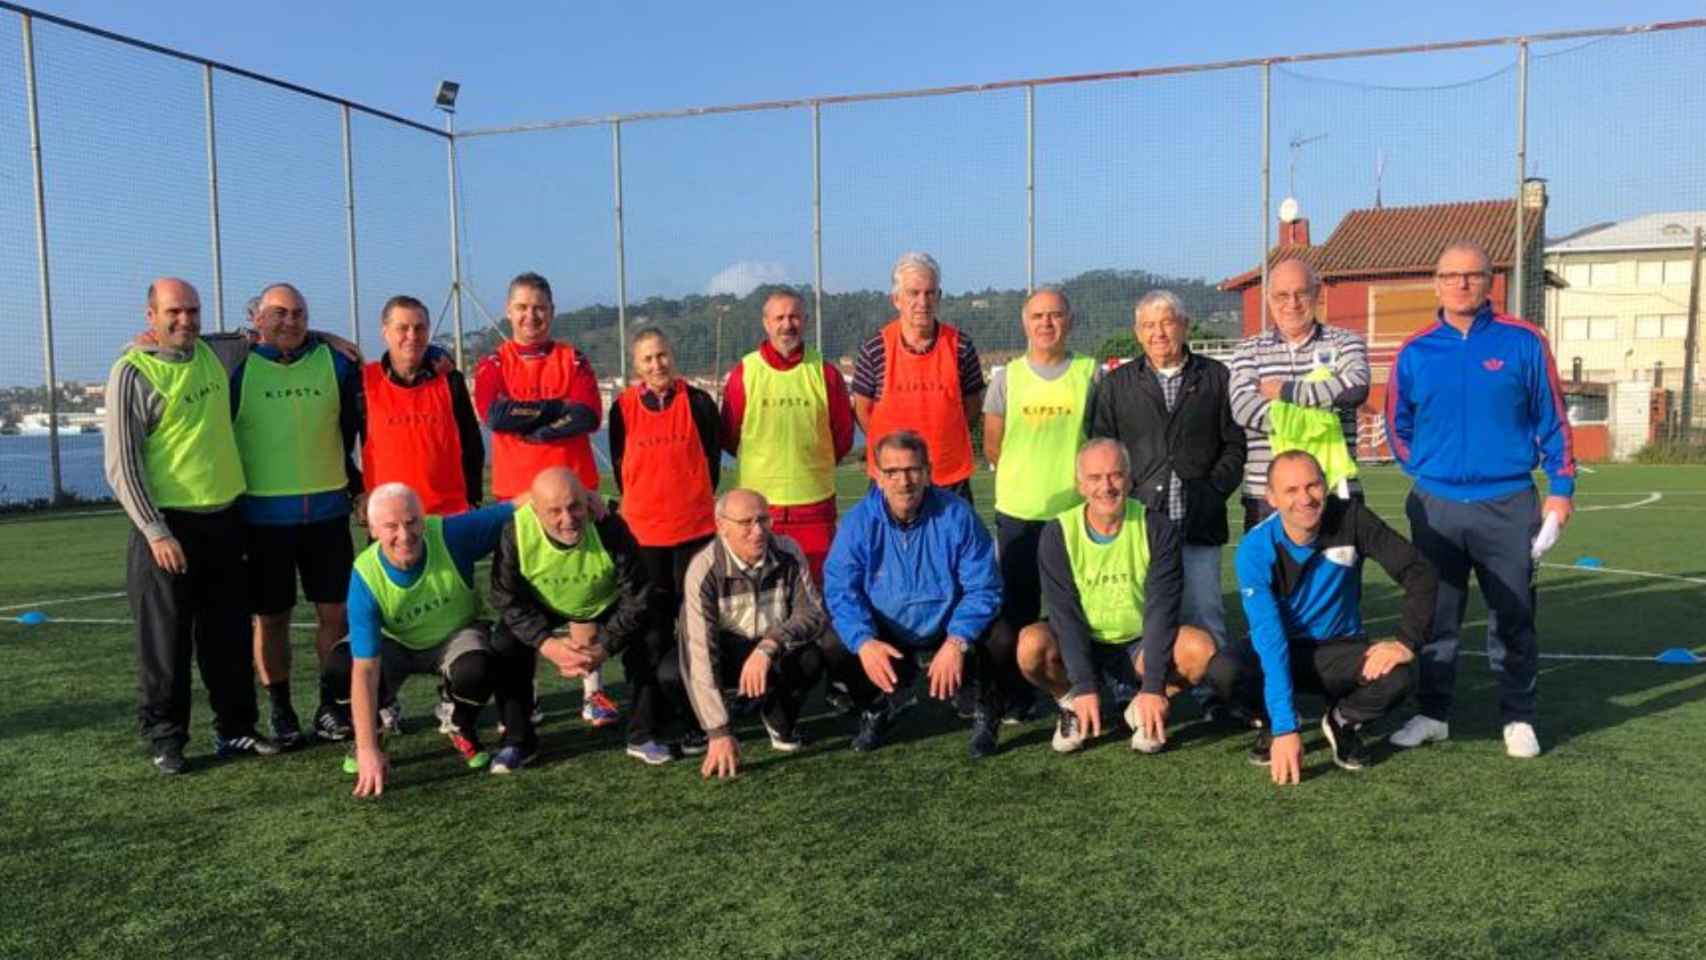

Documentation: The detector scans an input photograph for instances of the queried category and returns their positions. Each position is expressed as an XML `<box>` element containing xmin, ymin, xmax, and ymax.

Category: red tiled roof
<box><xmin>1221</xmin><ymin>198</ymin><xmax>1544</xmax><ymax>291</ymax></box>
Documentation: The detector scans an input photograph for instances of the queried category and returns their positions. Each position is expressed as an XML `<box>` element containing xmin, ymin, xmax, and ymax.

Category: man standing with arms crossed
<box><xmin>851</xmin><ymin>252</ymin><xmax>985</xmax><ymax>502</ymax></box>
<box><xmin>475</xmin><ymin>271</ymin><xmax>619</xmax><ymax>727</ymax></box>
<box><xmin>105</xmin><ymin>278</ymin><xmax>275</xmax><ymax>773</ymax></box>
<box><xmin>1386</xmin><ymin>241</ymin><xmax>1575</xmax><ymax>759</ymax></box>
<box><xmin>721</xmin><ymin>289</ymin><xmax>854</xmax><ymax>587</ymax></box>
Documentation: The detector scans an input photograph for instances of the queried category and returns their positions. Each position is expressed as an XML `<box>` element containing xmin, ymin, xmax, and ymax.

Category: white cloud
<box><xmin>707</xmin><ymin>260</ymin><xmax>789</xmax><ymax>297</ymax></box>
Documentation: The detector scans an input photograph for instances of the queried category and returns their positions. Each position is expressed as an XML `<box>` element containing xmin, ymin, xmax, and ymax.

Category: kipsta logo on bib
<box><xmin>1482</xmin><ymin>358</ymin><xmax>1505</xmax><ymax>372</ymax></box>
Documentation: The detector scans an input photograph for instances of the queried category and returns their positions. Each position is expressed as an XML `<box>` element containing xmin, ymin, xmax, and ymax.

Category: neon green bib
<box><xmin>234</xmin><ymin>343</ymin><xmax>345</xmax><ymax>496</ymax></box>
<box><xmin>119</xmin><ymin>341</ymin><xmax>245</xmax><ymax>509</ymax></box>
<box><xmin>514</xmin><ymin>503</ymin><xmax>618</xmax><ymax>620</ymax></box>
<box><xmin>353</xmin><ymin>516</ymin><xmax>480</xmax><ymax>650</ymax></box>
<box><xmin>994</xmin><ymin>354</ymin><xmax>1094</xmax><ymax>520</ymax></box>
<box><xmin>737</xmin><ymin>350</ymin><xmax>836</xmax><ymax>506</ymax></box>
<box><xmin>1060</xmin><ymin>499</ymin><xmax>1151</xmax><ymax>644</ymax></box>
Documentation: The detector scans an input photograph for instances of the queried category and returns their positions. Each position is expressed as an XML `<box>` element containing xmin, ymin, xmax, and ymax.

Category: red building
<box><xmin>1218</xmin><ymin>181</ymin><xmax>1554</xmax><ymax>458</ymax></box>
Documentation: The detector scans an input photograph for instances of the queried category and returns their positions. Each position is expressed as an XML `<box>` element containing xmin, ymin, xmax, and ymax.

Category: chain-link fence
<box><xmin>0</xmin><ymin>4</ymin><xmax>451</xmax><ymax>507</ymax></box>
<box><xmin>6</xmin><ymin>12</ymin><xmax>1705</xmax><ymax>506</ymax></box>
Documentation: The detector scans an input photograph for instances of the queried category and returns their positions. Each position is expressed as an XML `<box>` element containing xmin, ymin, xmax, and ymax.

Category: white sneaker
<box><xmin>1503</xmin><ymin>722</ymin><xmax>1541</xmax><ymax>759</ymax></box>
<box><xmin>1051</xmin><ymin>699</ymin><xmax>1085</xmax><ymax>754</ymax></box>
<box><xmin>1123</xmin><ymin>697</ymin><xmax>1164</xmax><ymax>754</ymax></box>
<box><xmin>1389</xmin><ymin>714</ymin><xmax>1450</xmax><ymax>749</ymax></box>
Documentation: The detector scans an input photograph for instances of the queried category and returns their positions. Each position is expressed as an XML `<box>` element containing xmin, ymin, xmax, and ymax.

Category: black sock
<box><xmin>267</xmin><ymin>681</ymin><xmax>293</xmax><ymax>712</ymax></box>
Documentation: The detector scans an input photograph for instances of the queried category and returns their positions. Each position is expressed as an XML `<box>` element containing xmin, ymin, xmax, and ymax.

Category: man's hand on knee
<box><xmin>858</xmin><ymin>640</ymin><xmax>902</xmax><ymax>694</ymax></box>
<box><xmin>1361</xmin><ymin>640</ymin><xmax>1415</xmax><ymax>681</ymax></box>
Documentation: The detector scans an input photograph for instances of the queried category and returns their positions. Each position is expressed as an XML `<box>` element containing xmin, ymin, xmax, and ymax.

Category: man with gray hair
<box><xmin>1228</xmin><ymin>257</ymin><xmax>1370</xmax><ymax>531</ymax></box>
<box><xmin>672</xmin><ymin>488</ymin><xmax>832</xmax><ymax>780</ymax></box>
<box><xmin>1088</xmin><ymin>290</ymin><xmax>1244</xmax><ymax>670</ymax></box>
<box><xmin>851</xmin><ymin>252</ymin><xmax>986</xmax><ymax>502</ymax></box>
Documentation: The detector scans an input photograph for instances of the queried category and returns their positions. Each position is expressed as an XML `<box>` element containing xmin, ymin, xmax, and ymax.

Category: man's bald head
<box><xmin>715</xmin><ymin>488</ymin><xmax>772</xmax><ymax>566</ymax></box>
<box><xmin>144</xmin><ymin>277</ymin><xmax>202</xmax><ymax>351</ymax></box>
<box><xmin>532</xmin><ymin>467</ymin><xmax>589</xmax><ymax>545</ymax></box>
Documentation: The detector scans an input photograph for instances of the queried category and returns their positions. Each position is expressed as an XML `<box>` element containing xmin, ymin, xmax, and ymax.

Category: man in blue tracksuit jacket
<box><xmin>1384</xmin><ymin>242</ymin><xmax>1576</xmax><ymax>759</ymax></box>
<box><xmin>823</xmin><ymin>430</ymin><xmax>1010</xmax><ymax>759</ymax></box>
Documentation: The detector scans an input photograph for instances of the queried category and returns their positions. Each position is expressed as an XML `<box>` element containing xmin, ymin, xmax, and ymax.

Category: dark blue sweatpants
<box><xmin>1404</xmin><ymin>485</ymin><xmax>1541</xmax><ymax>724</ymax></box>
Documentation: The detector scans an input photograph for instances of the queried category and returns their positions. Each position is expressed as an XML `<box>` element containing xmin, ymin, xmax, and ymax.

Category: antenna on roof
<box><xmin>1288</xmin><ymin>132</ymin><xmax>1327</xmax><ymax>198</ymax></box>
<box><xmin>1374</xmin><ymin>149</ymin><xmax>1387</xmax><ymax>209</ymax></box>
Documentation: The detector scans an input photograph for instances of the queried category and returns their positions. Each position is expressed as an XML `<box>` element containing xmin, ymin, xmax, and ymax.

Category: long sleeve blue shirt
<box><xmin>824</xmin><ymin>486</ymin><xmax>1002</xmax><ymax>652</ymax></box>
<box><xmin>347</xmin><ymin>503</ymin><xmax>514</xmax><ymax>659</ymax></box>
<box><xmin>1385</xmin><ymin>303</ymin><xmax>1576</xmax><ymax>502</ymax></box>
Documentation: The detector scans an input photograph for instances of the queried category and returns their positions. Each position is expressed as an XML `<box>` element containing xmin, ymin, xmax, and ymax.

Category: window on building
<box><xmin>1563</xmin><ymin>264</ymin><xmax>1590</xmax><ymax>288</ymax></box>
<box><xmin>1636</xmin><ymin>315</ymin><xmax>1664</xmax><ymax>339</ymax></box>
<box><xmin>1664</xmin><ymin>260</ymin><xmax>1693</xmax><ymax>285</ymax></box>
<box><xmin>1562</xmin><ymin>317</ymin><xmax>1590</xmax><ymax>340</ymax></box>
<box><xmin>1565</xmin><ymin>393</ymin><xmax>1609</xmax><ymax>425</ymax></box>
<box><xmin>1589</xmin><ymin>317</ymin><xmax>1618</xmax><ymax>341</ymax></box>
<box><xmin>1663</xmin><ymin>314</ymin><xmax>1688</xmax><ymax>338</ymax></box>
<box><xmin>1589</xmin><ymin>263</ymin><xmax>1618</xmax><ymax>287</ymax></box>
<box><xmin>1637</xmin><ymin>261</ymin><xmax>1665</xmax><ymax>286</ymax></box>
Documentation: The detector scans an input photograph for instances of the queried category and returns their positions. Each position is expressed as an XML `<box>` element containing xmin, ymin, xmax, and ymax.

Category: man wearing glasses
<box><xmin>1229</xmin><ymin>258</ymin><xmax>1371</xmax><ymax>532</ymax></box>
<box><xmin>822</xmin><ymin>431</ymin><xmax>1011</xmax><ymax>758</ymax></box>
<box><xmin>1386</xmin><ymin>242</ymin><xmax>1575</xmax><ymax>760</ymax></box>
<box><xmin>230</xmin><ymin>282</ymin><xmax>363</xmax><ymax>750</ymax></box>
<box><xmin>851</xmin><ymin>252</ymin><xmax>986</xmax><ymax>503</ymax></box>
<box><xmin>674</xmin><ymin>489</ymin><xmax>833</xmax><ymax>780</ymax></box>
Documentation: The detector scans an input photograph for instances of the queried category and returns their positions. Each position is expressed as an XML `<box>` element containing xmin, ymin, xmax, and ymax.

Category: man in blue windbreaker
<box><xmin>823</xmin><ymin>430</ymin><xmax>1011</xmax><ymax>759</ymax></box>
<box><xmin>1384</xmin><ymin>241</ymin><xmax>1576</xmax><ymax>759</ymax></box>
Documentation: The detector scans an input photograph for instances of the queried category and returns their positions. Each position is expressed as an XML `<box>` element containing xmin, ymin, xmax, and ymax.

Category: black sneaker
<box><xmin>152</xmin><ymin>741</ymin><xmax>187</xmax><ymax>775</ymax></box>
<box><xmin>761</xmin><ymin>715</ymin><xmax>805</xmax><ymax>753</ymax></box>
<box><xmin>213</xmin><ymin>731</ymin><xmax>281</xmax><ymax>759</ymax></box>
<box><xmin>271</xmin><ymin>706</ymin><xmax>307</xmax><ymax>750</ymax></box>
<box><xmin>678</xmin><ymin>730</ymin><xmax>710</xmax><ymax>757</ymax></box>
<box><xmin>1321</xmin><ymin>710</ymin><xmax>1365</xmax><ymax>772</ymax></box>
<box><xmin>953</xmin><ymin>681</ymin><xmax>979</xmax><ymax>720</ymax></box>
<box><xmin>314</xmin><ymin>704</ymin><xmax>352</xmax><ymax>742</ymax></box>
<box><xmin>824</xmin><ymin>681</ymin><xmax>855</xmax><ymax>715</ymax></box>
<box><xmin>1247</xmin><ymin>730</ymin><xmax>1273</xmax><ymax>767</ymax></box>
<box><xmin>852</xmin><ymin>708</ymin><xmax>889</xmax><ymax>753</ymax></box>
<box><xmin>968</xmin><ymin>708</ymin><xmax>999</xmax><ymax>760</ymax></box>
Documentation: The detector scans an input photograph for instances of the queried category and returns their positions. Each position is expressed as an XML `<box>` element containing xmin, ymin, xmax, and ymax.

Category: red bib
<box><xmin>865</xmin><ymin>319</ymin><xmax>974</xmax><ymax>485</ymax></box>
<box><xmin>360</xmin><ymin>361</ymin><xmax>469</xmax><ymax>516</ymax></box>
<box><xmin>615</xmin><ymin>382</ymin><xmax>715</xmax><ymax>547</ymax></box>
<box><xmin>490</xmin><ymin>340</ymin><xmax>600</xmax><ymax>497</ymax></box>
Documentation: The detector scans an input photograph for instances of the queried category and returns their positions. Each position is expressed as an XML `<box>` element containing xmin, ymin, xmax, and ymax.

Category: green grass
<box><xmin>2</xmin><ymin>464</ymin><xmax>1705</xmax><ymax>959</ymax></box>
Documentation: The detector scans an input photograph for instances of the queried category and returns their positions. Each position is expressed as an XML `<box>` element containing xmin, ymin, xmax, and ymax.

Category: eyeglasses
<box><xmin>1435</xmin><ymin>271</ymin><xmax>1490</xmax><ymax>285</ymax></box>
<box><xmin>718</xmin><ymin>513</ymin><xmax>771</xmax><ymax>530</ymax></box>
<box><xmin>258</xmin><ymin>306</ymin><xmax>306</xmax><ymax>322</ymax></box>
<box><xmin>1267</xmin><ymin>290</ymin><xmax>1317</xmax><ymax>304</ymax></box>
<box><xmin>879</xmin><ymin>465</ymin><xmax>928</xmax><ymax>480</ymax></box>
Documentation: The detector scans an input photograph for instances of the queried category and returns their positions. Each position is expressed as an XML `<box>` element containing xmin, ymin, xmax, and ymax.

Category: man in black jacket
<box><xmin>488</xmin><ymin>467</ymin><xmax>680</xmax><ymax>772</ymax></box>
<box><xmin>1088</xmin><ymin>291</ymin><xmax>1245</xmax><ymax>662</ymax></box>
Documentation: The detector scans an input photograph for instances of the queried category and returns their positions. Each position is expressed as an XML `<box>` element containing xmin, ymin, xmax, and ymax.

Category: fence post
<box><xmin>1513</xmin><ymin>39</ymin><xmax>1529</xmax><ymax>319</ymax></box>
<box><xmin>444</xmin><ymin>111</ymin><xmax>466</xmax><ymax>370</ymax></box>
<box><xmin>612</xmin><ymin>119</ymin><xmax>629</xmax><ymax>383</ymax></box>
<box><xmin>812</xmin><ymin>101</ymin><xmax>824</xmax><ymax>356</ymax></box>
<box><xmin>341</xmin><ymin>103</ymin><xmax>360</xmax><ymax>346</ymax></box>
<box><xmin>203</xmin><ymin>64</ymin><xmax>226</xmax><ymax>333</ymax></box>
<box><xmin>22</xmin><ymin>15</ymin><xmax>63</xmax><ymax>505</ymax></box>
<box><xmin>1026</xmin><ymin>85</ymin><xmax>1035</xmax><ymax>294</ymax></box>
<box><xmin>1682</xmin><ymin>227</ymin><xmax>1703</xmax><ymax>442</ymax></box>
<box><xmin>1260</xmin><ymin>61</ymin><xmax>1271</xmax><ymax>333</ymax></box>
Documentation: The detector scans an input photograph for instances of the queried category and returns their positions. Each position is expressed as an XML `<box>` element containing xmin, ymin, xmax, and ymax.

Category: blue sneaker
<box><xmin>624</xmin><ymin>740</ymin><xmax>674</xmax><ymax>766</ymax></box>
<box><xmin>490</xmin><ymin>743</ymin><xmax>538</xmax><ymax>775</ymax></box>
<box><xmin>213</xmin><ymin>731</ymin><xmax>280</xmax><ymax>760</ymax></box>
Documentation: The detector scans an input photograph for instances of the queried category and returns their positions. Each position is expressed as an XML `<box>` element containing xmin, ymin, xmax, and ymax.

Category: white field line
<box><xmin>0</xmin><ymin>591</ymin><xmax>127</xmax><ymax>612</ymax></box>
<box><xmin>1537</xmin><ymin>562</ymin><xmax>1706</xmax><ymax>586</ymax></box>
<box><xmin>2</xmin><ymin>615</ymin><xmax>320</xmax><ymax>629</ymax></box>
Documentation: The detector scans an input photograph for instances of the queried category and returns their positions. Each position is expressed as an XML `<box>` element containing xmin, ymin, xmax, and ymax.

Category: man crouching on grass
<box><xmin>1235</xmin><ymin>451</ymin><xmax>1437</xmax><ymax>784</ymax></box>
<box><xmin>326</xmin><ymin>482</ymin><xmax>526</xmax><ymax>798</ymax></box>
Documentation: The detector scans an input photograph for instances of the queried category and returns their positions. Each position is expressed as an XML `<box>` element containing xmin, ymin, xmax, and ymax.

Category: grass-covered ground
<box><xmin>2</xmin><ymin>463</ymin><xmax>1703</xmax><ymax>959</ymax></box>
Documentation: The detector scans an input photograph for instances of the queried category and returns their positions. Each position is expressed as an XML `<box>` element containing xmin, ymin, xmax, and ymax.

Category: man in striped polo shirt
<box><xmin>1228</xmin><ymin>259</ymin><xmax>1370</xmax><ymax>531</ymax></box>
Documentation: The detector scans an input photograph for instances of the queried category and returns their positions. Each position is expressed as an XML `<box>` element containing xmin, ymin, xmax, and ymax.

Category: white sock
<box><xmin>583</xmin><ymin>667</ymin><xmax>603</xmax><ymax>696</ymax></box>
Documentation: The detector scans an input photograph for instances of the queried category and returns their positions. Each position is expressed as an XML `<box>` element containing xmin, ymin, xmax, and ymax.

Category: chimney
<box><xmin>1279</xmin><ymin>217</ymin><xmax>1310</xmax><ymax>247</ymax></box>
<box><xmin>1522</xmin><ymin>177</ymin><xmax>1548</xmax><ymax>210</ymax></box>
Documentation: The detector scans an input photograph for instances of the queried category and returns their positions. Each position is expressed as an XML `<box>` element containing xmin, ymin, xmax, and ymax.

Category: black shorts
<box><xmin>245</xmin><ymin>516</ymin><xmax>355</xmax><ymax>615</ymax></box>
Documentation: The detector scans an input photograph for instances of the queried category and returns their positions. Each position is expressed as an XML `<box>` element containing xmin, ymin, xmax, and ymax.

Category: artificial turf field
<box><xmin>2</xmin><ymin>463</ymin><xmax>1703</xmax><ymax>960</ymax></box>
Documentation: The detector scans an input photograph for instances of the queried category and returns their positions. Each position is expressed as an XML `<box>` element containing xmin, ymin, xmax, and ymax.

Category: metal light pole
<box><xmin>436</xmin><ymin>81</ymin><xmax>465</xmax><ymax>369</ymax></box>
<box><xmin>22</xmin><ymin>15</ymin><xmax>63</xmax><ymax>504</ymax></box>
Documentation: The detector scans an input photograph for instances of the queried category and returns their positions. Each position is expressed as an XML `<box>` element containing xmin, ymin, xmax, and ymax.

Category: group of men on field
<box><xmin>107</xmin><ymin>239</ymin><xmax>1576</xmax><ymax>792</ymax></box>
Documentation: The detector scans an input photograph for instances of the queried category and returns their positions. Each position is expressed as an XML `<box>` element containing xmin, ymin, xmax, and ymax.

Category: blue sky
<box><xmin>3</xmin><ymin>0</ymin><xmax>1704</xmax><ymax>387</ymax></box>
